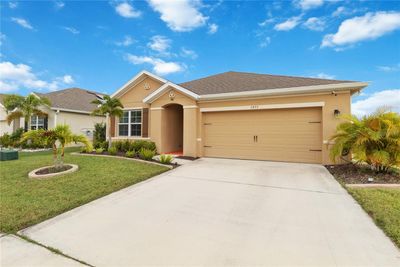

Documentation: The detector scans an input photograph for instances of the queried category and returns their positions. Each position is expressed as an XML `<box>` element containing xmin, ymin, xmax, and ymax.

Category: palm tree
<box><xmin>91</xmin><ymin>95</ymin><xmax>124</xmax><ymax>148</ymax></box>
<box><xmin>329</xmin><ymin>109</ymin><xmax>400</xmax><ymax>172</ymax></box>
<box><xmin>23</xmin><ymin>125</ymin><xmax>90</xmax><ymax>168</ymax></box>
<box><xmin>5</xmin><ymin>94</ymin><xmax>51</xmax><ymax>131</ymax></box>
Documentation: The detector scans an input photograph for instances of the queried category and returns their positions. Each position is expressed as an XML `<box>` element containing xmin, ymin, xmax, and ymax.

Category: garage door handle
<box><xmin>253</xmin><ymin>135</ymin><xmax>258</xmax><ymax>142</ymax></box>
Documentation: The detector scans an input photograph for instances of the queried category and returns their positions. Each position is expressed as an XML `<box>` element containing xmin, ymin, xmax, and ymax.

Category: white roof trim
<box><xmin>50</xmin><ymin>107</ymin><xmax>104</xmax><ymax>115</ymax></box>
<box><xmin>143</xmin><ymin>82</ymin><xmax>200</xmax><ymax>104</ymax></box>
<box><xmin>111</xmin><ymin>70</ymin><xmax>168</xmax><ymax>98</ymax></box>
<box><xmin>198</xmin><ymin>82</ymin><xmax>368</xmax><ymax>101</ymax></box>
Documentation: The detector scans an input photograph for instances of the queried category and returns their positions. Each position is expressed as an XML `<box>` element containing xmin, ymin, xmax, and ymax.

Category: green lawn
<box><xmin>0</xmin><ymin>148</ymin><xmax>169</xmax><ymax>233</ymax></box>
<box><xmin>348</xmin><ymin>187</ymin><xmax>400</xmax><ymax>248</ymax></box>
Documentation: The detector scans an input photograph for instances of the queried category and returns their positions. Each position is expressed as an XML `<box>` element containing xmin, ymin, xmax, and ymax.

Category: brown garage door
<box><xmin>202</xmin><ymin>107</ymin><xmax>322</xmax><ymax>163</ymax></box>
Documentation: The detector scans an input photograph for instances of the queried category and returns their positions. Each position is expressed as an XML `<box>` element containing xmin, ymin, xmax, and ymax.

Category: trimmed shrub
<box><xmin>108</xmin><ymin>146</ymin><xmax>117</xmax><ymax>155</ymax></box>
<box><xmin>159</xmin><ymin>154</ymin><xmax>173</xmax><ymax>164</ymax></box>
<box><xmin>0</xmin><ymin>133</ymin><xmax>12</xmax><ymax>147</ymax></box>
<box><xmin>122</xmin><ymin>139</ymin><xmax>131</xmax><ymax>152</ymax></box>
<box><xmin>126</xmin><ymin>150</ymin><xmax>135</xmax><ymax>158</ymax></box>
<box><xmin>93</xmin><ymin>122</ymin><xmax>106</xmax><ymax>149</ymax></box>
<box><xmin>132</xmin><ymin>140</ymin><xmax>157</xmax><ymax>153</ymax></box>
<box><xmin>138</xmin><ymin>148</ymin><xmax>156</xmax><ymax>161</ymax></box>
<box><xmin>81</xmin><ymin>143</ymin><xmax>93</xmax><ymax>153</ymax></box>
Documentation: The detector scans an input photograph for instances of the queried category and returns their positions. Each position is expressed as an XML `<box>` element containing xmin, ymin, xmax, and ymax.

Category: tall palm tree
<box><xmin>5</xmin><ymin>94</ymin><xmax>51</xmax><ymax>131</ymax></box>
<box><xmin>91</xmin><ymin>95</ymin><xmax>124</xmax><ymax>148</ymax></box>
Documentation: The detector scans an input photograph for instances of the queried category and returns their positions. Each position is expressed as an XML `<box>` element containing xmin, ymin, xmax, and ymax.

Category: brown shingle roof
<box><xmin>179</xmin><ymin>71</ymin><xmax>355</xmax><ymax>95</ymax></box>
<box><xmin>35</xmin><ymin>88</ymin><xmax>104</xmax><ymax>113</ymax></box>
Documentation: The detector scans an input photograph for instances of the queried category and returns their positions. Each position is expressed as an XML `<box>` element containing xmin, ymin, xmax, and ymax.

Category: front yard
<box><xmin>347</xmin><ymin>188</ymin><xmax>400</xmax><ymax>248</ymax></box>
<box><xmin>0</xmin><ymin>148</ymin><xmax>169</xmax><ymax>233</ymax></box>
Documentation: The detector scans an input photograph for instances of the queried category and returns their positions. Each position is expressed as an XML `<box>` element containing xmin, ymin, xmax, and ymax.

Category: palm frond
<box><xmin>6</xmin><ymin>111</ymin><xmax>23</xmax><ymax>125</ymax></box>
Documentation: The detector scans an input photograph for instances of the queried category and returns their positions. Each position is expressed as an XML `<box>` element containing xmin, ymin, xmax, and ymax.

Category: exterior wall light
<box><xmin>334</xmin><ymin>109</ymin><xmax>341</xmax><ymax>117</ymax></box>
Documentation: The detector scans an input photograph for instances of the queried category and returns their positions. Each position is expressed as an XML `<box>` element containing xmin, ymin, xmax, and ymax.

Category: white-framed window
<box><xmin>118</xmin><ymin>110</ymin><xmax>142</xmax><ymax>137</ymax></box>
<box><xmin>30</xmin><ymin>115</ymin><xmax>46</xmax><ymax>130</ymax></box>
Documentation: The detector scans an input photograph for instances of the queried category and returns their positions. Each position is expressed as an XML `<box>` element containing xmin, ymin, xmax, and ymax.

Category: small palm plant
<box><xmin>23</xmin><ymin>125</ymin><xmax>90</xmax><ymax>168</ymax></box>
<box><xmin>91</xmin><ymin>95</ymin><xmax>124</xmax><ymax>149</ymax></box>
<box><xmin>4</xmin><ymin>94</ymin><xmax>51</xmax><ymax>130</ymax></box>
<box><xmin>329</xmin><ymin>109</ymin><xmax>400</xmax><ymax>173</ymax></box>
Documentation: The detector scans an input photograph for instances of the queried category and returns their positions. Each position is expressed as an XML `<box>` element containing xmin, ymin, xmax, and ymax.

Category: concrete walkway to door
<box><xmin>19</xmin><ymin>158</ymin><xmax>400</xmax><ymax>266</ymax></box>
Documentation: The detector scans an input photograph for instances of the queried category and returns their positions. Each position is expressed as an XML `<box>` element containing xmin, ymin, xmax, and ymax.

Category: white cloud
<box><xmin>115</xmin><ymin>35</ymin><xmax>134</xmax><ymax>46</ymax></box>
<box><xmin>63</xmin><ymin>27</ymin><xmax>79</xmax><ymax>34</ymax></box>
<box><xmin>114</xmin><ymin>2</ymin><xmax>141</xmax><ymax>18</ymax></box>
<box><xmin>294</xmin><ymin>0</ymin><xmax>323</xmax><ymax>11</ymax></box>
<box><xmin>377</xmin><ymin>64</ymin><xmax>400</xmax><ymax>72</ymax></box>
<box><xmin>55</xmin><ymin>1</ymin><xmax>65</xmax><ymax>9</ymax></box>
<box><xmin>0</xmin><ymin>61</ymin><xmax>73</xmax><ymax>92</ymax></box>
<box><xmin>352</xmin><ymin>90</ymin><xmax>400</xmax><ymax>117</ymax></box>
<box><xmin>11</xmin><ymin>17</ymin><xmax>34</xmax><ymax>30</ymax></box>
<box><xmin>259</xmin><ymin>18</ymin><xmax>275</xmax><ymax>27</ymax></box>
<box><xmin>332</xmin><ymin>6</ymin><xmax>346</xmax><ymax>17</ymax></box>
<box><xmin>60</xmin><ymin>75</ymin><xmax>74</xmax><ymax>84</ymax></box>
<box><xmin>322</xmin><ymin>11</ymin><xmax>400</xmax><ymax>48</ymax></box>
<box><xmin>312</xmin><ymin>73</ymin><xmax>335</xmax><ymax>79</ymax></box>
<box><xmin>180</xmin><ymin>47</ymin><xmax>198</xmax><ymax>59</ymax></box>
<box><xmin>303</xmin><ymin>17</ymin><xmax>325</xmax><ymax>31</ymax></box>
<box><xmin>147</xmin><ymin>0</ymin><xmax>208</xmax><ymax>32</ymax></box>
<box><xmin>9</xmin><ymin>2</ymin><xmax>18</xmax><ymax>9</ymax></box>
<box><xmin>208</xmin><ymin>23</ymin><xmax>218</xmax><ymax>34</ymax></box>
<box><xmin>260</xmin><ymin>37</ymin><xmax>271</xmax><ymax>48</ymax></box>
<box><xmin>274</xmin><ymin>16</ymin><xmax>301</xmax><ymax>31</ymax></box>
<box><xmin>147</xmin><ymin>35</ymin><xmax>171</xmax><ymax>52</ymax></box>
<box><xmin>124</xmin><ymin>54</ymin><xmax>185</xmax><ymax>75</ymax></box>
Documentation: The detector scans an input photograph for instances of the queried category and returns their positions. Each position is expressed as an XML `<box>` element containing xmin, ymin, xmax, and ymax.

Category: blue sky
<box><xmin>1</xmin><ymin>0</ymin><xmax>399</xmax><ymax>115</ymax></box>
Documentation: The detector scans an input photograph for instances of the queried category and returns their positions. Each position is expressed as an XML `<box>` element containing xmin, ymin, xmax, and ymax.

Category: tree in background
<box><xmin>5</xmin><ymin>94</ymin><xmax>51</xmax><ymax>130</ymax></box>
<box><xmin>91</xmin><ymin>95</ymin><xmax>123</xmax><ymax>149</ymax></box>
<box><xmin>93</xmin><ymin>122</ymin><xmax>106</xmax><ymax>149</ymax></box>
<box><xmin>330</xmin><ymin>109</ymin><xmax>400</xmax><ymax>173</ymax></box>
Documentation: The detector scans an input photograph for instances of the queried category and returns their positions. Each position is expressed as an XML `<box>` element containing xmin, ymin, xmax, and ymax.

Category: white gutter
<box><xmin>50</xmin><ymin>107</ymin><xmax>104</xmax><ymax>115</ymax></box>
<box><xmin>198</xmin><ymin>82</ymin><xmax>369</xmax><ymax>101</ymax></box>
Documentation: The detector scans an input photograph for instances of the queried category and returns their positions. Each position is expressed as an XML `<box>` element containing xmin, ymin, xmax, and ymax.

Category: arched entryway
<box><xmin>163</xmin><ymin>104</ymin><xmax>183</xmax><ymax>155</ymax></box>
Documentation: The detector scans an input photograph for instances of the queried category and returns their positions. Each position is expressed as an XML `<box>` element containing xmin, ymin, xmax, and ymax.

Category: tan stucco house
<box><xmin>0</xmin><ymin>88</ymin><xmax>105</xmax><ymax>139</ymax></box>
<box><xmin>110</xmin><ymin>70</ymin><xmax>368</xmax><ymax>164</ymax></box>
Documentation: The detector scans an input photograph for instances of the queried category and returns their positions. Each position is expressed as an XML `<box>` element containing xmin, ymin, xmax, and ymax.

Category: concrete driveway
<box><xmin>20</xmin><ymin>158</ymin><xmax>400</xmax><ymax>266</ymax></box>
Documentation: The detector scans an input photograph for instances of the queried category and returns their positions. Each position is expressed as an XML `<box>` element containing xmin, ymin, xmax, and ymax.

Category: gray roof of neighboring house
<box><xmin>179</xmin><ymin>71</ymin><xmax>356</xmax><ymax>95</ymax></box>
<box><xmin>34</xmin><ymin>88</ymin><xmax>104</xmax><ymax>113</ymax></box>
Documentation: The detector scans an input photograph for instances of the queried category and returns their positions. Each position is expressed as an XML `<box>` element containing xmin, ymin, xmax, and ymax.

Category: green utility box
<box><xmin>0</xmin><ymin>150</ymin><xmax>19</xmax><ymax>161</ymax></box>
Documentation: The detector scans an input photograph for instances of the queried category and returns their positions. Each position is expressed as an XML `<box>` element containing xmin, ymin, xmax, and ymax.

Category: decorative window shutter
<box><xmin>142</xmin><ymin>108</ymin><xmax>149</xmax><ymax>137</ymax></box>
<box><xmin>110</xmin><ymin>116</ymin><xmax>116</xmax><ymax>137</ymax></box>
<box><xmin>44</xmin><ymin>116</ymin><xmax>48</xmax><ymax>130</ymax></box>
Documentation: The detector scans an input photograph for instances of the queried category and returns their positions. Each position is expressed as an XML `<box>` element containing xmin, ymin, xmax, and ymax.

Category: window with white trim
<box><xmin>30</xmin><ymin>115</ymin><xmax>46</xmax><ymax>130</ymax></box>
<box><xmin>118</xmin><ymin>110</ymin><xmax>142</xmax><ymax>137</ymax></box>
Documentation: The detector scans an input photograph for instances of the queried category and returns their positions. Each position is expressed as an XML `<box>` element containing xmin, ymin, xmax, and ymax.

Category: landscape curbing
<box><xmin>346</xmin><ymin>183</ymin><xmax>400</xmax><ymax>188</ymax></box>
<box><xmin>71</xmin><ymin>152</ymin><xmax>174</xmax><ymax>169</ymax></box>
<box><xmin>28</xmin><ymin>164</ymin><xmax>79</xmax><ymax>179</ymax></box>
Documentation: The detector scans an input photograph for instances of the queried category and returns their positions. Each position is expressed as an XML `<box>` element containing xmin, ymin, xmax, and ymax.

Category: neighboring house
<box><xmin>110</xmin><ymin>70</ymin><xmax>368</xmax><ymax>164</ymax></box>
<box><xmin>0</xmin><ymin>88</ymin><xmax>106</xmax><ymax>139</ymax></box>
<box><xmin>0</xmin><ymin>94</ymin><xmax>17</xmax><ymax>134</ymax></box>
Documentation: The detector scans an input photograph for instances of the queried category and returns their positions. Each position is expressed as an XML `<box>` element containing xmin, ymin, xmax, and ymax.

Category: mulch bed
<box><xmin>325</xmin><ymin>163</ymin><xmax>400</xmax><ymax>184</ymax></box>
<box><xmin>36</xmin><ymin>165</ymin><xmax>73</xmax><ymax>175</ymax></box>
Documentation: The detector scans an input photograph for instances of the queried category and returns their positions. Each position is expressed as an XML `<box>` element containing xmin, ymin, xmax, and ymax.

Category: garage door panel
<box><xmin>203</xmin><ymin>107</ymin><xmax>322</xmax><ymax>164</ymax></box>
